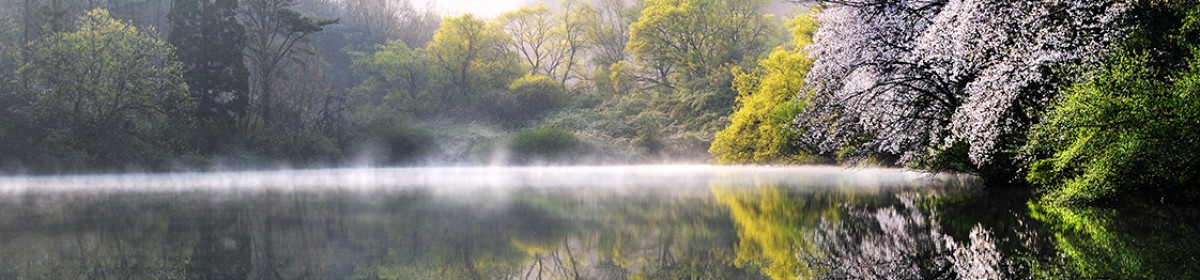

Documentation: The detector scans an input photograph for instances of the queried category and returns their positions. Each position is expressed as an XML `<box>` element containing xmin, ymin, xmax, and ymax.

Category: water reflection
<box><xmin>1028</xmin><ymin>203</ymin><xmax>1200</xmax><ymax>278</ymax></box>
<box><xmin>0</xmin><ymin>167</ymin><xmax>1195</xmax><ymax>279</ymax></box>
<box><xmin>801</xmin><ymin>193</ymin><xmax>1017</xmax><ymax>279</ymax></box>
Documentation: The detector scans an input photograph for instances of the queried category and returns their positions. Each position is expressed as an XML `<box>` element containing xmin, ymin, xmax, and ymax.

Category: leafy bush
<box><xmin>488</xmin><ymin>75</ymin><xmax>568</xmax><ymax>123</ymax></box>
<box><xmin>283</xmin><ymin>128</ymin><xmax>343</xmax><ymax>164</ymax></box>
<box><xmin>508</xmin><ymin>127</ymin><xmax>581</xmax><ymax>163</ymax></box>
<box><xmin>1026</xmin><ymin>51</ymin><xmax>1200</xmax><ymax>204</ymax></box>
<box><xmin>1024</xmin><ymin>5</ymin><xmax>1200</xmax><ymax>204</ymax></box>
<box><xmin>356</xmin><ymin>113</ymin><xmax>432</xmax><ymax>164</ymax></box>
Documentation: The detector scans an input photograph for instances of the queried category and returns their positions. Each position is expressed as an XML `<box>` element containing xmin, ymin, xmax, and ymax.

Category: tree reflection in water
<box><xmin>0</xmin><ymin>187</ymin><xmax>764</xmax><ymax>279</ymax></box>
<box><xmin>0</xmin><ymin>172</ymin><xmax>1196</xmax><ymax>279</ymax></box>
<box><xmin>804</xmin><ymin>194</ymin><xmax>956</xmax><ymax>279</ymax></box>
<box><xmin>801</xmin><ymin>193</ymin><xmax>1015</xmax><ymax>279</ymax></box>
<box><xmin>714</xmin><ymin>178</ymin><xmax>1019</xmax><ymax>280</ymax></box>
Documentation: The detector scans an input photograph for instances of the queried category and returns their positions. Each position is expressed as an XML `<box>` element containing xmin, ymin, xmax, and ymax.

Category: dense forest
<box><xmin>1</xmin><ymin>0</ymin><xmax>1198</xmax><ymax>205</ymax></box>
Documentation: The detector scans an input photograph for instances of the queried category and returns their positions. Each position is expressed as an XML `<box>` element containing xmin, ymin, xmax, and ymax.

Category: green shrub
<box><xmin>1025</xmin><ymin>19</ymin><xmax>1200</xmax><ymax>205</ymax></box>
<box><xmin>358</xmin><ymin>115</ymin><xmax>433</xmax><ymax>164</ymax></box>
<box><xmin>488</xmin><ymin>75</ymin><xmax>567</xmax><ymax>123</ymax></box>
<box><xmin>508</xmin><ymin>127</ymin><xmax>581</xmax><ymax>163</ymax></box>
<box><xmin>285</xmin><ymin>128</ymin><xmax>343</xmax><ymax>163</ymax></box>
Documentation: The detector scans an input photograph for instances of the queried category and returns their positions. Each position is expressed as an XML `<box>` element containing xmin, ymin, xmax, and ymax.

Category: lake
<box><xmin>0</xmin><ymin>165</ymin><xmax>1196</xmax><ymax>279</ymax></box>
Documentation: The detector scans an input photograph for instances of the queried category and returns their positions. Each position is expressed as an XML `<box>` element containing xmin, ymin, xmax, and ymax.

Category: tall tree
<box><xmin>239</xmin><ymin>0</ymin><xmax>334</xmax><ymax>125</ymax></box>
<box><xmin>0</xmin><ymin>12</ymin><xmax>20</xmax><ymax>72</ymax></box>
<box><xmin>169</xmin><ymin>0</ymin><xmax>249</xmax><ymax>151</ymax></box>
<box><xmin>587</xmin><ymin>0</ymin><xmax>636</xmax><ymax>68</ymax></box>
<box><xmin>552</xmin><ymin>0</ymin><xmax>592</xmax><ymax>86</ymax></box>
<box><xmin>498</xmin><ymin>6</ymin><xmax>558</xmax><ymax>77</ymax></box>
<box><xmin>349</xmin><ymin>39</ymin><xmax>434</xmax><ymax>114</ymax></box>
<box><xmin>336</xmin><ymin>0</ymin><xmax>437</xmax><ymax>48</ymax></box>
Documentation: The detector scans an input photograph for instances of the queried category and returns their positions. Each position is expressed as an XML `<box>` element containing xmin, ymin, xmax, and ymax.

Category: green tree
<box><xmin>0</xmin><ymin>15</ymin><xmax>19</xmax><ymax>73</ymax></box>
<box><xmin>345</xmin><ymin>40</ymin><xmax>435</xmax><ymax>164</ymax></box>
<box><xmin>710</xmin><ymin>12</ymin><xmax>820</xmax><ymax>164</ymax></box>
<box><xmin>426</xmin><ymin>14</ymin><xmax>522</xmax><ymax>110</ymax></box>
<box><xmin>584</xmin><ymin>0</ymin><xmax>638</xmax><ymax>97</ymax></box>
<box><xmin>349</xmin><ymin>39</ymin><xmax>435</xmax><ymax>115</ymax></box>
<box><xmin>20</xmin><ymin>8</ymin><xmax>193</xmax><ymax>168</ymax></box>
<box><xmin>627</xmin><ymin>0</ymin><xmax>777</xmax><ymax>88</ymax></box>
<box><xmin>0</xmin><ymin>78</ymin><xmax>31</xmax><ymax>169</ymax></box>
<box><xmin>0</xmin><ymin>17</ymin><xmax>30</xmax><ymax>167</ymax></box>
<box><xmin>553</xmin><ymin>0</ymin><xmax>593</xmax><ymax>86</ymax></box>
<box><xmin>497</xmin><ymin>1</ymin><xmax>592</xmax><ymax>86</ymax></box>
<box><xmin>168</xmin><ymin>0</ymin><xmax>250</xmax><ymax>153</ymax></box>
<box><xmin>498</xmin><ymin>6</ymin><xmax>558</xmax><ymax>77</ymax></box>
<box><xmin>1024</xmin><ymin>3</ymin><xmax>1200</xmax><ymax>204</ymax></box>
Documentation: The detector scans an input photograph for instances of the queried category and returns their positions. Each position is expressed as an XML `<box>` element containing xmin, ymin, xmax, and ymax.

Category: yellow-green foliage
<box><xmin>709</xmin><ymin>12</ymin><xmax>819</xmax><ymax>164</ymax></box>
<box><xmin>426</xmin><ymin>14</ymin><xmax>523</xmax><ymax>104</ymax></box>
<box><xmin>628</xmin><ymin>0</ymin><xmax>777</xmax><ymax>86</ymax></box>
<box><xmin>712</xmin><ymin>182</ymin><xmax>851</xmax><ymax>280</ymax></box>
<box><xmin>349</xmin><ymin>39</ymin><xmax>436</xmax><ymax>115</ymax></box>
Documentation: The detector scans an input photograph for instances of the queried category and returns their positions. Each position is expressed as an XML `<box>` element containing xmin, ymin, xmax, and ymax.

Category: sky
<box><xmin>427</xmin><ymin>0</ymin><xmax>525</xmax><ymax>18</ymax></box>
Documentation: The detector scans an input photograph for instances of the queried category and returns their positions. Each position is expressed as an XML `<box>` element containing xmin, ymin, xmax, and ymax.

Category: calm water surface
<box><xmin>0</xmin><ymin>165</ymin><xmax>1196</xmax><ymax>279</ymax></box>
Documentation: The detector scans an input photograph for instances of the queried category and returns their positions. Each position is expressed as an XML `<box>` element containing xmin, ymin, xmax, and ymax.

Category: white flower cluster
<box><xmin>800</xmin><ymin>0</ymin><xmax>1127</xmax><ymax>166</ymax></box>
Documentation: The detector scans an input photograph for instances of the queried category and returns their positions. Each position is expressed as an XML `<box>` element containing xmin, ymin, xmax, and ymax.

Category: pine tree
<box><xmin>169</xmin><ymin>0</ymin><xmax>250</xmax><ymax>152</ymax></box>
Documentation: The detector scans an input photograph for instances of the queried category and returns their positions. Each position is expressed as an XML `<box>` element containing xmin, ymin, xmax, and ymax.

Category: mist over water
<box><xmin>1</xmin><ymin>165</ymin><xmax>1195</xmax><ymax>279</ymax></box>
<box><xmin>0</xmin><ymin>165</ymin><xmax>975</xmax><ymax>195</ymax></box>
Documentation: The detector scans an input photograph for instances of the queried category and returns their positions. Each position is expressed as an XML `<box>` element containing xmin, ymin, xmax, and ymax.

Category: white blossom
<box><xmin>801</xmin><ymin>0</ymin><xmax>1127</xmax><ymax>167</ymax></box>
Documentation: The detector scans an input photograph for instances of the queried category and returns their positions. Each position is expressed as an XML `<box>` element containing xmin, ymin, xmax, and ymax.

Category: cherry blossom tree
<box><xmin>796</xmin><ymin>0</ymin><xmax>1128</xmax><ymax>172</ymax></box>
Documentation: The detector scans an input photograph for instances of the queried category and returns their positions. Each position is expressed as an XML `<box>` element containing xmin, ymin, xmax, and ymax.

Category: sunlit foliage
<box><xmin>710</xmin><ymin>12</ymin><xmax>821</xmax><ymax>164</ymax></box>
<box><xmin>628</xmin><ymin>0</ymin><xmax>778</xmax><ymax>88</ymax></box>
<box><xmin>349</xmin><ymin>39</ymin><xmax>435</xmax><ymax>115</ymax></box>
<box><xmin>497</xmin><ymin>2</ymin><xmax>593</xmax><ymax>85</ymax></box>
<box><xmin>426</xmin><ymin>14</ymin><xmax>524</xmax><ymax>110</ymax></box>
<box><xmin>1025</xmin><ymin>3</ymin><xmax>1200</xmax><ymax>204</ymax></box>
